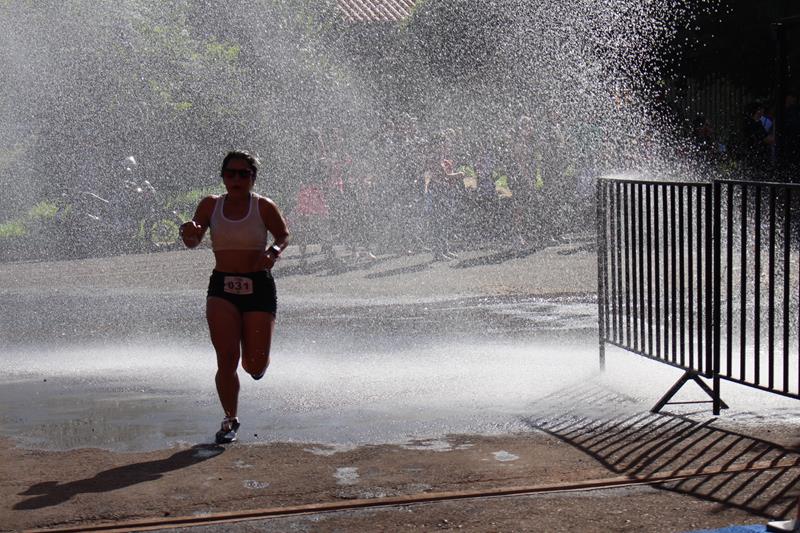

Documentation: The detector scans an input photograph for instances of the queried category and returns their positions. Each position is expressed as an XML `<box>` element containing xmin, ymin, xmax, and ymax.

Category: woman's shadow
<box><xmin>14</xmin><ymin>444</ymin><xmax>225</xmax><ymax>510</ymax></box>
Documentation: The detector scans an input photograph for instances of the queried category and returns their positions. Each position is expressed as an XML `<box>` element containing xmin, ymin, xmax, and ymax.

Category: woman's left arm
<box><xmin>258</xmin><ymin>197</ymin><xmax>290</xmax><ymax>269</ymax></box>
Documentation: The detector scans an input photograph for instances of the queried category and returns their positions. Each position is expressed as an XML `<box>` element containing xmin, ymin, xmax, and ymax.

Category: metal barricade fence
<box><xmin>597</xmin><ymin>177</ymin><xmax>800</xmax><ymax>415</ymax></box>
<box><xmin>713</xmin><ymin>180</ymin><xmax>800</xmax><ymax>403</ymax></box>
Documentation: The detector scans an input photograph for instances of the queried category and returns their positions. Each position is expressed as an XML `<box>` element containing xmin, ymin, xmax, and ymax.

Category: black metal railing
<box><xmin>713</xmin><ymin>180</ymin><xmax>800</xmax><ymax>402</ymax></box>
<box><xmin>597</xmin><ymin>177</ymin><xmax>800</xmax><ymax>415</ymax></box>
<box><xmin>597</xmin><ymin>178</ymin><xmax>714</xmax><ymax>371</ymax></box>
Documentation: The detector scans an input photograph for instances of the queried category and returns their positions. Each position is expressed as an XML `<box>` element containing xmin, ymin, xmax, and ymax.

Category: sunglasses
<box><xmin>222</xmin><ymin>168</ymin><xmax>254</xmax><ymax>179</ymax></box>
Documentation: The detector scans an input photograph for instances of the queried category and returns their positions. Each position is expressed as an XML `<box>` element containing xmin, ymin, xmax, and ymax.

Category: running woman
<box><xmin>180</xmin><ymin>151</ymin><xmax>289</xmax><ymax>444</ymax></box>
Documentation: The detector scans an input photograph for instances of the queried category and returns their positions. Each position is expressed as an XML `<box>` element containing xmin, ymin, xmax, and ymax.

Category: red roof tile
<box><xmin>337</xmin><ymin>0</ymin><xmax>417</xmax><ymax>23</ymax></box>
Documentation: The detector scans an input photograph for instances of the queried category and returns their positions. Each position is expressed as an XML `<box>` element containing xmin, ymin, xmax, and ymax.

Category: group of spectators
<box><xmin>690</xmin><ymin>93</ymin><xmax>800</xmax><ymax>179</ymax></box>
<box><xmin>287</xmin><ymin>115</ymin><xmax>596</xmax><ymax>264</ymax></box>
<box><xmin>280</xmin><ymin>87</ymin><xmax>800</xmax><ymax>266</ymax></box>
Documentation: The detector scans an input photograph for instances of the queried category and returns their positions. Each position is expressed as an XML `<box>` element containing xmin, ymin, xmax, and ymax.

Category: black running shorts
<box><xmin>207</xmin><ymin>270</ymin><xmax>277</xmax><ymax>314</ymax></box>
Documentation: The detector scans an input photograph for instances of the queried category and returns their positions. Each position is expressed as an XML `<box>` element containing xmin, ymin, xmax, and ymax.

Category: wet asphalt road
<box><xmin>2</xmin><ymin>246</ymin><xmax>796</xmax><ymax>453</ymax></box>
<box><xmin>0</xmin><ymin>281</ymin><xmax>600</xmax><ymax>451</ymax></box>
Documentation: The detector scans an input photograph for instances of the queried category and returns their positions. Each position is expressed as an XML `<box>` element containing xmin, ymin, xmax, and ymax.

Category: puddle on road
<box><xmin>492</xmin><ymin>451</ymin><xmax>520</xmax><ymax>462</ymax></box>
<box><xmin>334</xmin><ymin>467</ymin><xmax>359</xmax><ymax>486</ymax></box>
<box><xmin>243</xmin><ymin>480</ymin><xmax>270</xmax><ymax>490</ymax></box>
<box><xmin>1</xmin><ymin>295</ymin><xmax>796</xmax><ymax>452</ymax></box>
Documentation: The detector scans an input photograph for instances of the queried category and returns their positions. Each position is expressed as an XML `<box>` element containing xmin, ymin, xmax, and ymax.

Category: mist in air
<box><xmin>0</xmin><ymin>0</ymin><xmax>713</xmax><ymax>260</ymax></box>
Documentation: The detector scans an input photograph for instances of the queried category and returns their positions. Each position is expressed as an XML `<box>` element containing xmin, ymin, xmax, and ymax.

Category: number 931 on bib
<box><xmin>223</xmin><ymin>276</ymin><xmax>253</xmax><ymax>295</ymax></box>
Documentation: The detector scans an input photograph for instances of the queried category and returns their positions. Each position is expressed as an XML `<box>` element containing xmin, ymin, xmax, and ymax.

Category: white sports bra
<box><xmin>209</xmin><ymin>194</ymin><xmax>268</xmax><ymax>252</ymax></box>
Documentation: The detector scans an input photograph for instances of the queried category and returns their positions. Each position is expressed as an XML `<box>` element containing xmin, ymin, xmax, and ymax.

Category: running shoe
<box><xmin>215</xmin><ymin>416</ymin><xmax>240</xmax><ymax>444</ymax></box>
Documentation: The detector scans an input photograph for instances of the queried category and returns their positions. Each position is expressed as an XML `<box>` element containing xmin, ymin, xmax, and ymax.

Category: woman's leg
<box><xmin>241</xmin><ymin>311</ymin><xmax>275</xmax><ymax>379</ymax></box>
<box><xmin>206</xmin><ymin>297</ymin><xmax>242</xmax><ymax>418</ymax></box>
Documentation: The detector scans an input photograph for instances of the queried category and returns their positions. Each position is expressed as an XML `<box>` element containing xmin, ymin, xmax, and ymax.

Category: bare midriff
<box><xmin>213</xmin><ymin>249</ymin><xmax>266</xmax><ymax>273</ymax></box>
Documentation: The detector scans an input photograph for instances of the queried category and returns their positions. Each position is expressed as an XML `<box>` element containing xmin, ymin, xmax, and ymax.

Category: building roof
<box><xmin>337</xmin><ymin>0</ymin><xmax>417</xmax><ymax>23</ymax></box>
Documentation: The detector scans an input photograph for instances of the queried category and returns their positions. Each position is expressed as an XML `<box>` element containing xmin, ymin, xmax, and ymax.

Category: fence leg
<box><xmin>693</xmin><ymin>373</ymin><xmax>728</xmax><ymax>412</ymax></box>
<box><xmin>596</xmin><ymin>179</ymin><xmax>607</xmax><ymax>373</ymax></box>
<box><xmin>651</xmin><ymin>370</ymin><xmax>728</xmax><ymax>414</ymax></box>
<box><xmin>599</xmin><ymin>341</ymin><xmax>606</xmax><ymax>372</ymax></box>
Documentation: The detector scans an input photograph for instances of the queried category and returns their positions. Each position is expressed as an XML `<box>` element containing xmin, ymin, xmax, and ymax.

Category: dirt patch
<box><xmin>3</xmin><ymin>410</ymin><xmax>799</xmax><ymax>532</ymax></box>
<box><xmin>0</xmin><ymin>433</ymin><xmax>591</xmax><ymax>531</ymax></box>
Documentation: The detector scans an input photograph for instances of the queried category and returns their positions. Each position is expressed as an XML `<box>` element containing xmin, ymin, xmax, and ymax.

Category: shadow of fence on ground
<box><xmin>522</xmin><ymin>384</ymin><xmax>800</xmax><ymax>519</ymax></box>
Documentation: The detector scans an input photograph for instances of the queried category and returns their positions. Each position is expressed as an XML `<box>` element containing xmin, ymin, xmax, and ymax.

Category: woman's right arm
<box><xmin>180</xmin><ymin>196</ymin><xmax>215</xmax><ymax>248</ymax></box>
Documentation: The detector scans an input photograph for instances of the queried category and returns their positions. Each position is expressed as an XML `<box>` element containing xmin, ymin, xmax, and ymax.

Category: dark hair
<box><xmin>221</xmin><ymin>150</ymin><xmax>260</xmax><ymax>179</ymax></box>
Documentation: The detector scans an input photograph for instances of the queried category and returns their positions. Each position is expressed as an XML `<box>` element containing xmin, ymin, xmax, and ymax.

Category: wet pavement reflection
<box><xmin>2</xmin><ymin>289</ymin><xmax>797</xmax><ymax>452</ymax></box>
<box><xmin>0</xmin><ymin>292</ymin><xmax>600</xmax><ymax>451</ymax></box>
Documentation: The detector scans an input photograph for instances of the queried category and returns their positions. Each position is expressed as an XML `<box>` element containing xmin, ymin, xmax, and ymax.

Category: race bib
<box><xmin>223</xmin><ymin>276</ymin><xmax>253</xmax><ymax>295</ymax></box>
